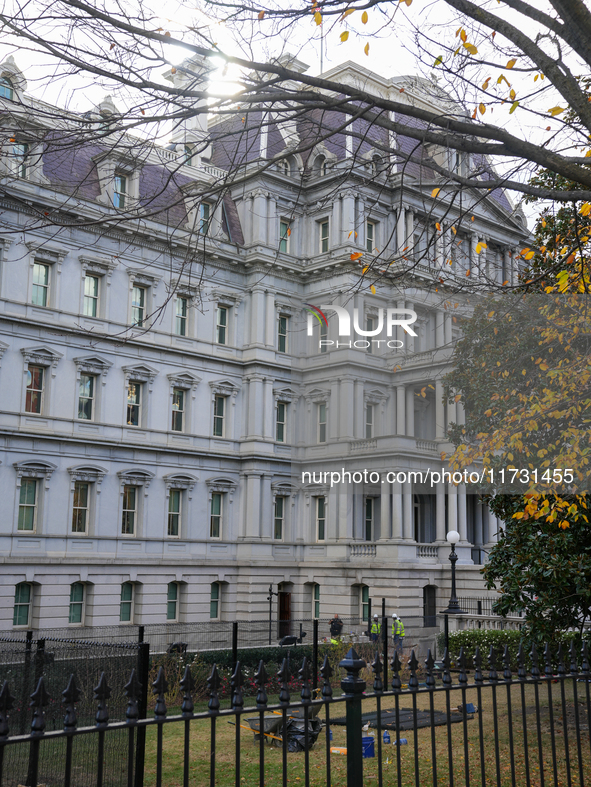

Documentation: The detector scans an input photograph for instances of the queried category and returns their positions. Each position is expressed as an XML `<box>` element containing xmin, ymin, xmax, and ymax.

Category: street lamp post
<box><xmin>267</xmin><ymin>584</ymin><xmax>278</xmax><ymax>646</ymax></box>
<box><xmin>441</xmin><ymin>530</ymin><xmax>465</xmax><ymax>655</ymax></box>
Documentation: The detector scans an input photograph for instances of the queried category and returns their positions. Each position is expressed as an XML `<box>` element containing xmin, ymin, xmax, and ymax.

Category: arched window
<box><xmin>277</xmin><ymin>159</ymin><xmax>290</xmax><ymax>176</ymax></box>
<box><xmin>0</xmin><ymin>76</ymin><xmax>14</xmax><ymax>100</ymax></box>
<box><xmin>315</xmin><ymin>155</ymin><xmax>328</xmax><ymax>176</ymax></box>
<box><xmin>360</xmin><ymin>585</ymin><xmax>369</xmax><ymax>622</ymax></box>
<box><xmin>13</xmin><ymin>582</ymin><xmax>32</xmax><ymax>627</ymax></box>
<box><xmin>182</xmin><ymin>145</ymin><xmax>193</xmax><ymax>166</ymax></box>
<box><xmin>69</xmin><ymin>582</ymin><xmax>85</xmax><ymax>624</ymax></box>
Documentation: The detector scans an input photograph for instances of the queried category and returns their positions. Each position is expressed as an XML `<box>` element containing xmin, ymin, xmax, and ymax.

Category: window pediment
<box><xmin>205</xmin><ymin>477</ymin><xmax>237</xmax><ymax>497</ymax></box>
<box><xmin>74</xmin><ymin>355</ymin><xmax>112</xmax><ymax>383</ymax></box>
<box><xmin>127</xmin><ymin>269</ymin><xmax>161</xmax><ymax>291</ymax></box>
<box><xmin>117</xmin><ymin>469</ymin><xmax>155</xmax><ymax>490</ymax></box>
<box><xmin>273</xmin><ymin>386</ymin><xmax>298</xmax><ymax>402</ymax></box>
<box><xmin>122</xmin><ymin>364</ymin><xmax>158</xmax><ymax>389</ymax></box>
<box><xmin>305</xmin><ymin>387</ymin><xmax>329</xmax><ymax>405</ymax></box>
<box><xmin>209</xmin><ymin>379</ymin><xmax>240</xmax><ymax>398</ymax></box>
<box><xmin>79</xmin><ymin>255</ymin><xmax>117</xmax><ymax>278</ymax></box>
<box><xmin>211</xmin><ymin>289</ymin><xmax>242</xmax><ymax>307</ymax></box>
<box><xmin>21</xmin><ymin>346</ymin><xmax>63</xmax><ymax>376</ymax></box>
<box><xmin>167</xmin><ymin>372</ymin><xmax>201</xmax><ymax>392</ymax></box>
<box><xmin>163</xmin><ymin>473</ymin><xmax>198</xmax><ymax>493</ymax></box>
<box><xmin>14</xmin><ymin>460</ymin><xmax>56</xmax><ymax>485</ymax></box>
<box><xmin>67</xmin><ymin>465</ymin><xmax>107</xmax><ymax>488</ymax></box>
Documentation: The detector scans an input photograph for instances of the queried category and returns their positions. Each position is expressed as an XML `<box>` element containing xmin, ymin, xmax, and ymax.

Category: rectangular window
<box><xmin>171</xmin><ymin>388</ymin><xmax>184</xmax><ymax>432</ymax></box>
<box><xmin>113</xmin><ymin>173</ymin><xmax>126</xmax><ymax>209</ymax></box>
<box><xmin>167</xmin><ymin>582</ymin><xmax>178</xmax><ymax>621</ymax></box>
<box><xmin>279</xmin><ymin>220</ymin><xmax>291</xmax><ymax>253</ymax></box>
<box><xmin>69</xmin><ymin>583</ymin><xmax>84</xmax><ymax>624</ymax></box>
<box><xmin>365</xmin><ymin>498</ymin><xmax>373</xmax><ymax>542</ymax></box>
<box><xmin>276</xmin><ymin>402</ymin><xmax>286</xmax><ymax>443</ymax></box>
<box><xmin>32</xmin><ymin>262</ymin><xmax>49</xmax><ymax>307</ymax></box>
<box><xmin>127</xmin><ymin>382</ymin><xmax>141</xmax><ymax>427</ymax></box>
<box><xmin>210</xmin><ymin>582</ymin><xmax>220</xmax><ymax>619</ymax></box>
<box><xmin>83</xmin><ymin>275</ymin><xmax>99</xmax><ymax>317</ymax></box>
<box><xmin>274</xmin><ymin>496</ymin><xmax>285</xmax><ymax>540</ymax></box>
<box><xmin>365</xmin><ymin>404</ymin><xmax>373</xmax><ymax>439</ymax></box>
<box><xmin>25</xmin><ymin>365</ymin><xmax>44</xmax><ymax>414</ymax></box>
<box><xmin>210</xmin><ymin>493</ymin><xmax>222</xmax><ymax>538</ymax></box>
<box><xmin>318</xmin><ymin>403</ymin><xmax>327</xmax><ymax>444</ymax></box>
<box><xmin>199</xmin><ymin>202</ymin><xmax>211</xmax><ymax>235</ymax></box>
<box><xmin>13</xmin><ymin>583</ymin><xmax>31</xmax><ymax>627</ymax></box>
<box><xmin>78</xmin><ymin>373</ymin><xmax>95</xmax><ymax>420</ymax></box>
<box><xmin>278</xmin><ymin>316</ymin><xmax>288</xmax><ymax>353</ymax></box>
<box><xmin>316</xmin><ymin>497</ymin><xmax>326</xmax><ymax>541</ymax></box>
<box><xmin>18</xmin><ymin>479</ymin><xmax>37</xmax><ymax>531</ymax></box>
<box><xmin>313</xmin><ymin>584</ymin><xmax>320</xmax><ymax>619</ymax></box>
<box><xmin>366</xmin><ymin>221</ymin><xmax>375</xmax><ymax>252</ymax></box>
<box><xmin>361</xmin><ymin>585</ymin><xmax>369</xmax><ymax>622</ymax></box>
<box><xmin>213</xmin><ymin>395</ymin><xmax>225</xmax><ymax>437</ymax></box>
<box><xmin>175</xmin><ymin>297</ymin><xmax>188</xmax><ymax>336</ymax></box>
<box><xmin>131</xmin><ymin>286</ymin><xmax>146</xmax><ymax>327</ymax></box>
<box><xmin>120</xmin><ymin>582</ymin><xmax>134</xmax><ymax>623</ymax></box>
<box><xmin>367</xmin><ymin>318</ymin><xmax>374</xmax><ymax>354</ymax></box>
<box><xmin>122</xmin><ymin>485</ymin><xmax>137</xmax><ymax>535</ymax></box>
<box><xmin>72</xmin><ymin>481</ymin><xmax>89</xmax><ymax>533</ymax></box>
<box><xmin>320</xmin><ymin>321</ymin><xmax>328</xmax><ymax>354</ymax></box>
<box><xmin>168</xmin><ymin>489</ymin><xmax>181</xmax><ymax>537</ymax></box>
<box><xmin>320</xmin><ymin>220</ymin><xmax>329</xmax><ymax>253</ymax></box>
<box><xmin>13</xmin><ymin>142</ymin><xmax>29</xmax><ymax>178</ymax></box>
<box><xmin>216</xmin><ymin>306</ymin><xmax>228</xmax><ymax>344</ymax></box>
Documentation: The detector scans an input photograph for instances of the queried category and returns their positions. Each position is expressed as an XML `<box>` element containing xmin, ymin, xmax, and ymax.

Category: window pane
<box><xmin>69</xmin><ymin>583</ymin><xmax>84</xmax><ymax>624</ymax></box>
<box><xmin>216</xmin><ymin>306</ymin><xmax>227</xmax><ymax>344</ymax></box>
<box><xmin>122</xmin><ymin>485</ymin><xmax>136</xmax><ymax>535</ymax></box>
<box><xmin>0</xmin><ymin>77</ymin><xmax>14</xmax><ymax>100</ymax></box>
<box><xmin>32</xmin><ymin>263</ymin><xmax>49</xmax><ymax>307</ymax></box>
<box><xmin>25</xmin><ymin>365</ymin><xmax>44</xmax><ymax>414</ymax></box>
<box><xmin>131</xmin><ymin>286</ymin><xmax>145</xmax><ymax>326</ymax></box>
<box><xmin>18</xmin><ymin>479</ymin><xmax>37</xmax><ymax>531</ymax></box>
<box><xmin>78</xmin><ymin>374</ymin><xmax>94</xmax><ymax>420</ymax></box>
<box><xmin>168</xmin><ymin>489</ymin><xmax>181</xmax><ymax>537</ymax></box>
<box><xmin>210</xmin><ymin>494</ymin><xmax>221</xmax><ymax>538</ymax></box>
<box><xmin>167</xmin><ymin>582</ymin><xmax>178</xmax><ymax>620</ymax></box>
<box><xmin>72</xmin><ymin>481</ymin><xmax>89</xmax><ymax>533</ymax></box>
<box><xmin>276</xmin><ymin>402</ymin><xmax>285</xmax><ymax>443</ymax></box>
<box><xmin>210</xmin><ymin>582</ymin><xmax>219</xmax><ymax>619</ymax></box>
<box><xmin>13</xmin><ymin>583</ymin><xmax>31</xmax><ymax>626</ymax></box>
<box><xmin>171</xmin><ymin>388</ymin><xmax>184</xmax><ymax>432</ymax></box>
<box><xmin>175</xmin><ymin>297</ymin><xmax>187</xmax><ymax>336</ymax></box>
<box><xmin>120</xmin><ymin>582</ymin><xmax>133</xmax><ymax>622</ymax></box>
<box><xmin>127</xmin><ymin>383</ymin><xmax>141</xmax><ymax>426</ymax></box>
<box><xmin>213</xmin><ymin>396</ymin><xmax>224</xmax><ymax>437</ymax></box>
<box><xmin>83</xmin><ymin>275</ymin><xmax>99</xmax><ymax>317</ymax></box>
<box><xmin>114</xmin><ymin>174</ymin><xmax>126</xmax><ymax>209</ymax></box>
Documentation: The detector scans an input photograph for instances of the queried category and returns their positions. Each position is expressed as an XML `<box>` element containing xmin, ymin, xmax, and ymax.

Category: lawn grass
<box><xmin>142</xmin><ymin>680</ymin><xmax>591</xmax><ymax>786</ymax></box>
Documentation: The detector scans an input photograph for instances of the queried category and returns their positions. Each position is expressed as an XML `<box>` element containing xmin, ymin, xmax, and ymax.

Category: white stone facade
<box><xmin>0</xmin><ymin>55</ymin><xmax>529</xmax><ymax>634</ymax></box>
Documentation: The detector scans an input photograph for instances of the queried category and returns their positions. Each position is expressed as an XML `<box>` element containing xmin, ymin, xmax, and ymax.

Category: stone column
<box><xmin>397</xmin><ymin>208</ymin><xmax>406</xmax><ymax>255</ymax></box>
<box><xmin>355</xmin><ymin>379</ymin><xmax>365</xmax><ymax>439</ymax></box>
<box><xmin>245</xmin><ymin>472</ymin><xmax>262</xmax><ymax>538</ymax></box>
<box><xmin>435</xmin><ymin>380</ymin><xmax>445</xmax><ymax>440</ymax></box>
<box><xmin>405</xmin><ymin>386</ymin><xmax>415</xmax><ymax>437</ymax></box>
<box><xmin>380</xmin><ymin>486</ymin><xmax>392</xmax><ymax>539</ymax></box>
<box><xmin>252</xmin><ymin>190</ymin><xmax>268</xmax><ymax>245</ymax></box>
<box><xmin>436</xmin><ymin>487</ymin><xmax>446</xmax><ymax>542</ymax></box>
<box><xmin>261</xmin><ymin>474</ymin><xmax>273</xmax><ymax>539</ymax></box>
<box><xmin>396</xmin><ymin>385</ymin><xmax>406</xmax><ymax>436</ymax></box>
<box><xmin>263</xmin><ymin>379</ymin><xmax>274</xmax><ymax>439</ymax></box>
<box><xmin>342</xmin><ymin>191</ymin><xmax>356</xmax><ymax>245</ymax></box>
<box><xmin>447</xmin><ymin>486</ymin><xmax>458</xmax><ymax>535</ymax></box>
<box><xmin>340</xmin><ymin>377</ymin><xmax>355</xmax><ymax>440</ymax></box>
<box><xmin>250</xmin><ymin>288</ymin><xmax>265</xmax><ymax>346</ymax></box>
<box><xmin>458</xmin><ymin>485</ymin><xmax>468</xmax><ymax>542</ymax></box>
<box><xmin>392</xmin><ymin>482</ymin><xmax>403</xmax><ymax>539</ymax></box>
<box><xmin>265</xmin><ymin>291</ymin><xmax>275</xmax><ymax>348</ymax></box>
<box><xmin>403</xmin><ymin>483</ymin><xmax>414</xmax><ymax>540</ymax></box>
<box><xmin>444</xmin><ymin>313</ymin><xmax>453</xmax><ymax>346</ymax></box>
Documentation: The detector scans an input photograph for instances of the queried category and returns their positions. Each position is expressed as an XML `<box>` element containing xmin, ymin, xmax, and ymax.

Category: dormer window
<box><xmin>0</xmin><ymin>76</ymin><xmax>13</xmax><ymax>100</ymax></box>
<box><xmin>182</xmin><ymin>145</ymin><xmax>193</xmax><ymax>166</ymax></box>
<box><xmin>199</xmin><ymin>202</ymin><xmax>211</xmax><ymax>235</ymax></box>
<box><xmin>277</xmin><ymin>159</ymin><xmax>290</xmax><ymax>176</ymax></box>
<box><xmin>12</xmin><ymin>142</ymin><xmax>29</xmax><ymax>179</ymax></box>
<box><xmin>113</xmin><ymin>173</ymin><xmax>126</xmax><ymax>209</ymax></box>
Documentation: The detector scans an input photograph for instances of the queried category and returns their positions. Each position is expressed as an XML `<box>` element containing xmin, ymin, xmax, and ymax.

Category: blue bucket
<box><xmin>362</xmin><ymin>736</ymin><xmax>375</xmax><ymax>758</ymax></box>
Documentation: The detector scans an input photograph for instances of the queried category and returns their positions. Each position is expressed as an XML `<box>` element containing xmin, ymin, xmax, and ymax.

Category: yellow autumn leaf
<box><xmin>509</xmin><ymin>89</ymin><xmax>516</xmax><ymax>100</ymax></box>
<box><xmin>340</xmin><ymin>31</ymin><xmax>349</xmax><ymax>42</ymax></box>
<box><xmin>459</xmin><ymin>29</ymin><xmax>467</xmax><ymax>42</ymax></box>
<box><xmin>506</xmin><ymin>58</ymin><xmax>517</xmax><ymax>68</ymax></box>
<box><xmin>370</xmin><ymin>284</ymin><xmax>376</xmax><ymax>294</ymax></box>
<box><xmin>451</xmin><ymin>226</ymin><xmax>457</xmax><ymax>235</ymax></box>
<box><xmin>479</xmin><ymin>102</ymin><xmax>486</xmax><ymax>114</ymax></box>
<box><xmin>548</xmin><ymin>106</ymin><xmax>566</xmax><ymax>116</ymax></box>
<box><xmin>431</xmin><ymin>188</ymin><xmax>440</xmax><ymax>198</ymax></box>
<box><xmin>463</xmin><ymin>42</ymin><xmax>478</xmax><ymax>55</ymax></box>
<box><xmin>580</xmin><ymin>202</ymin><xmax>591</xmax><ymax>216</ymax></box>
<box><xmin>361</xmin><ymin>266</ymin><xmax>369</xmax><ymax>274</ymax></box>
<box><xmin>509</xmin><ymin>100</ymin><xmax>519</xmax><ymax>114</ymax></box>
<box><xmin>435</xmin><ymin>222</ymin><xmax>441</xmax><ymax>231</ymax></box>
<box><xmin>314</xmin><ymin>11</ymin><xmax>322</xmax><ymax>25</ymax></box>
<box><xmin>364</xmin><ymin>43</ymin><xmax>370</xmax><ymax>56</ymax></box>
<box><xmin>524</xmin><ymin>251</ymin><xmax>535</xmax><ymax>260</ymax></box>
<box><xmin>342</xmin><ymin>8</ymin><xmax>355</xmax><ymax>18</ymax></box>
<box><xmin>361</xmin><ymin>10</ymin><xmax>368</xmax><ymax>23</ymax></box>
<box><xmin>350</xmin><ymin>252</ymin><xmax>363</xmax><ymax>260</ymax></box>
<box><xmin>257</xmin><ymin>10</ymin><xmax>265</xmax><ymax>20</ymax></box>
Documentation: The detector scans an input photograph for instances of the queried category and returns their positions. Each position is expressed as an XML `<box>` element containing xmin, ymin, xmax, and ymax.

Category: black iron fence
<box><xmin>3</xmin><ymin>616</ymin><xmax>430</xmax><ymax>654</ymax></box>
<box><xmin>1</xmin><ymin>640</ymin><xmax>590</xmax><ymax>787</ymax></box>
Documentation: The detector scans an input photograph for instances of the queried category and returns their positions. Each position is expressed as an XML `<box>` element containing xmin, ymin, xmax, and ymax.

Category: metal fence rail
<box><xmin>1</xmin><ymin>640</ymin><xmax>589</xmax><ymax>787</ymax></box>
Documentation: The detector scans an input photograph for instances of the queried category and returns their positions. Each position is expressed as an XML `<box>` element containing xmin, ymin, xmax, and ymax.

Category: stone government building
<box><xmin>0</xmin><ymin>52</ymin><xmax>528</xmax><ymax>636</ymax></box>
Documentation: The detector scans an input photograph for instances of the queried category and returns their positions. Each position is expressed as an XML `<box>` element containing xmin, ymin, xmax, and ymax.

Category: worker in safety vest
<box><xmin>392</xmin><ymin>613</ymin><xmax>405</xmax><ymax>656</ymax></box>
<box><xmin>370</xmin><ymin>614</ymin><xmax>381</xmax><ymax>642</ymax></box>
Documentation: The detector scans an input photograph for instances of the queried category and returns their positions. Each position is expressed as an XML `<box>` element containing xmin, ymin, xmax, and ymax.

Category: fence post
<box><xmin>382</xmin><ymin>615</ymin><xmax>388</xmax><ymax>688</ymax></box>
<box><xmin>232</xmin><ymin>621</ymin><xmax>238</xmax><ymax>673</ymax></box>
<box><xmin>340</xmin><ymin>647</ymin><xmax>367</xmax><ymax>787</ymax></box>
<box><xmin>134</xmin><ymin>640</ymin><xmax>150</xmax><ymax>787</ymax></box>
<box><xmin>138</xmin><ymin>625</ymin><xmax>144</xmax><ymax>643</ymax></box>
<box><xmin>19</xmin><ymin>630</ymin><xmax>33</xmax><ymax>735</ymax></box>
<box><xmin>313</xmin><ymin>619</ymin><xmax>319</xmax><ymax>693</ymax></box>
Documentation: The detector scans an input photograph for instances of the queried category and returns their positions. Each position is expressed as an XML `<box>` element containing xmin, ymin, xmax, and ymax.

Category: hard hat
<box><xmin>392</xmin><ymin>613</ymin><xmax>398</xmax><ymax>618</ymax></box>
<box><xmin>373</xmin><ymin>613</ymin><xmax>378</xmax><ymax>618</ymax></box>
